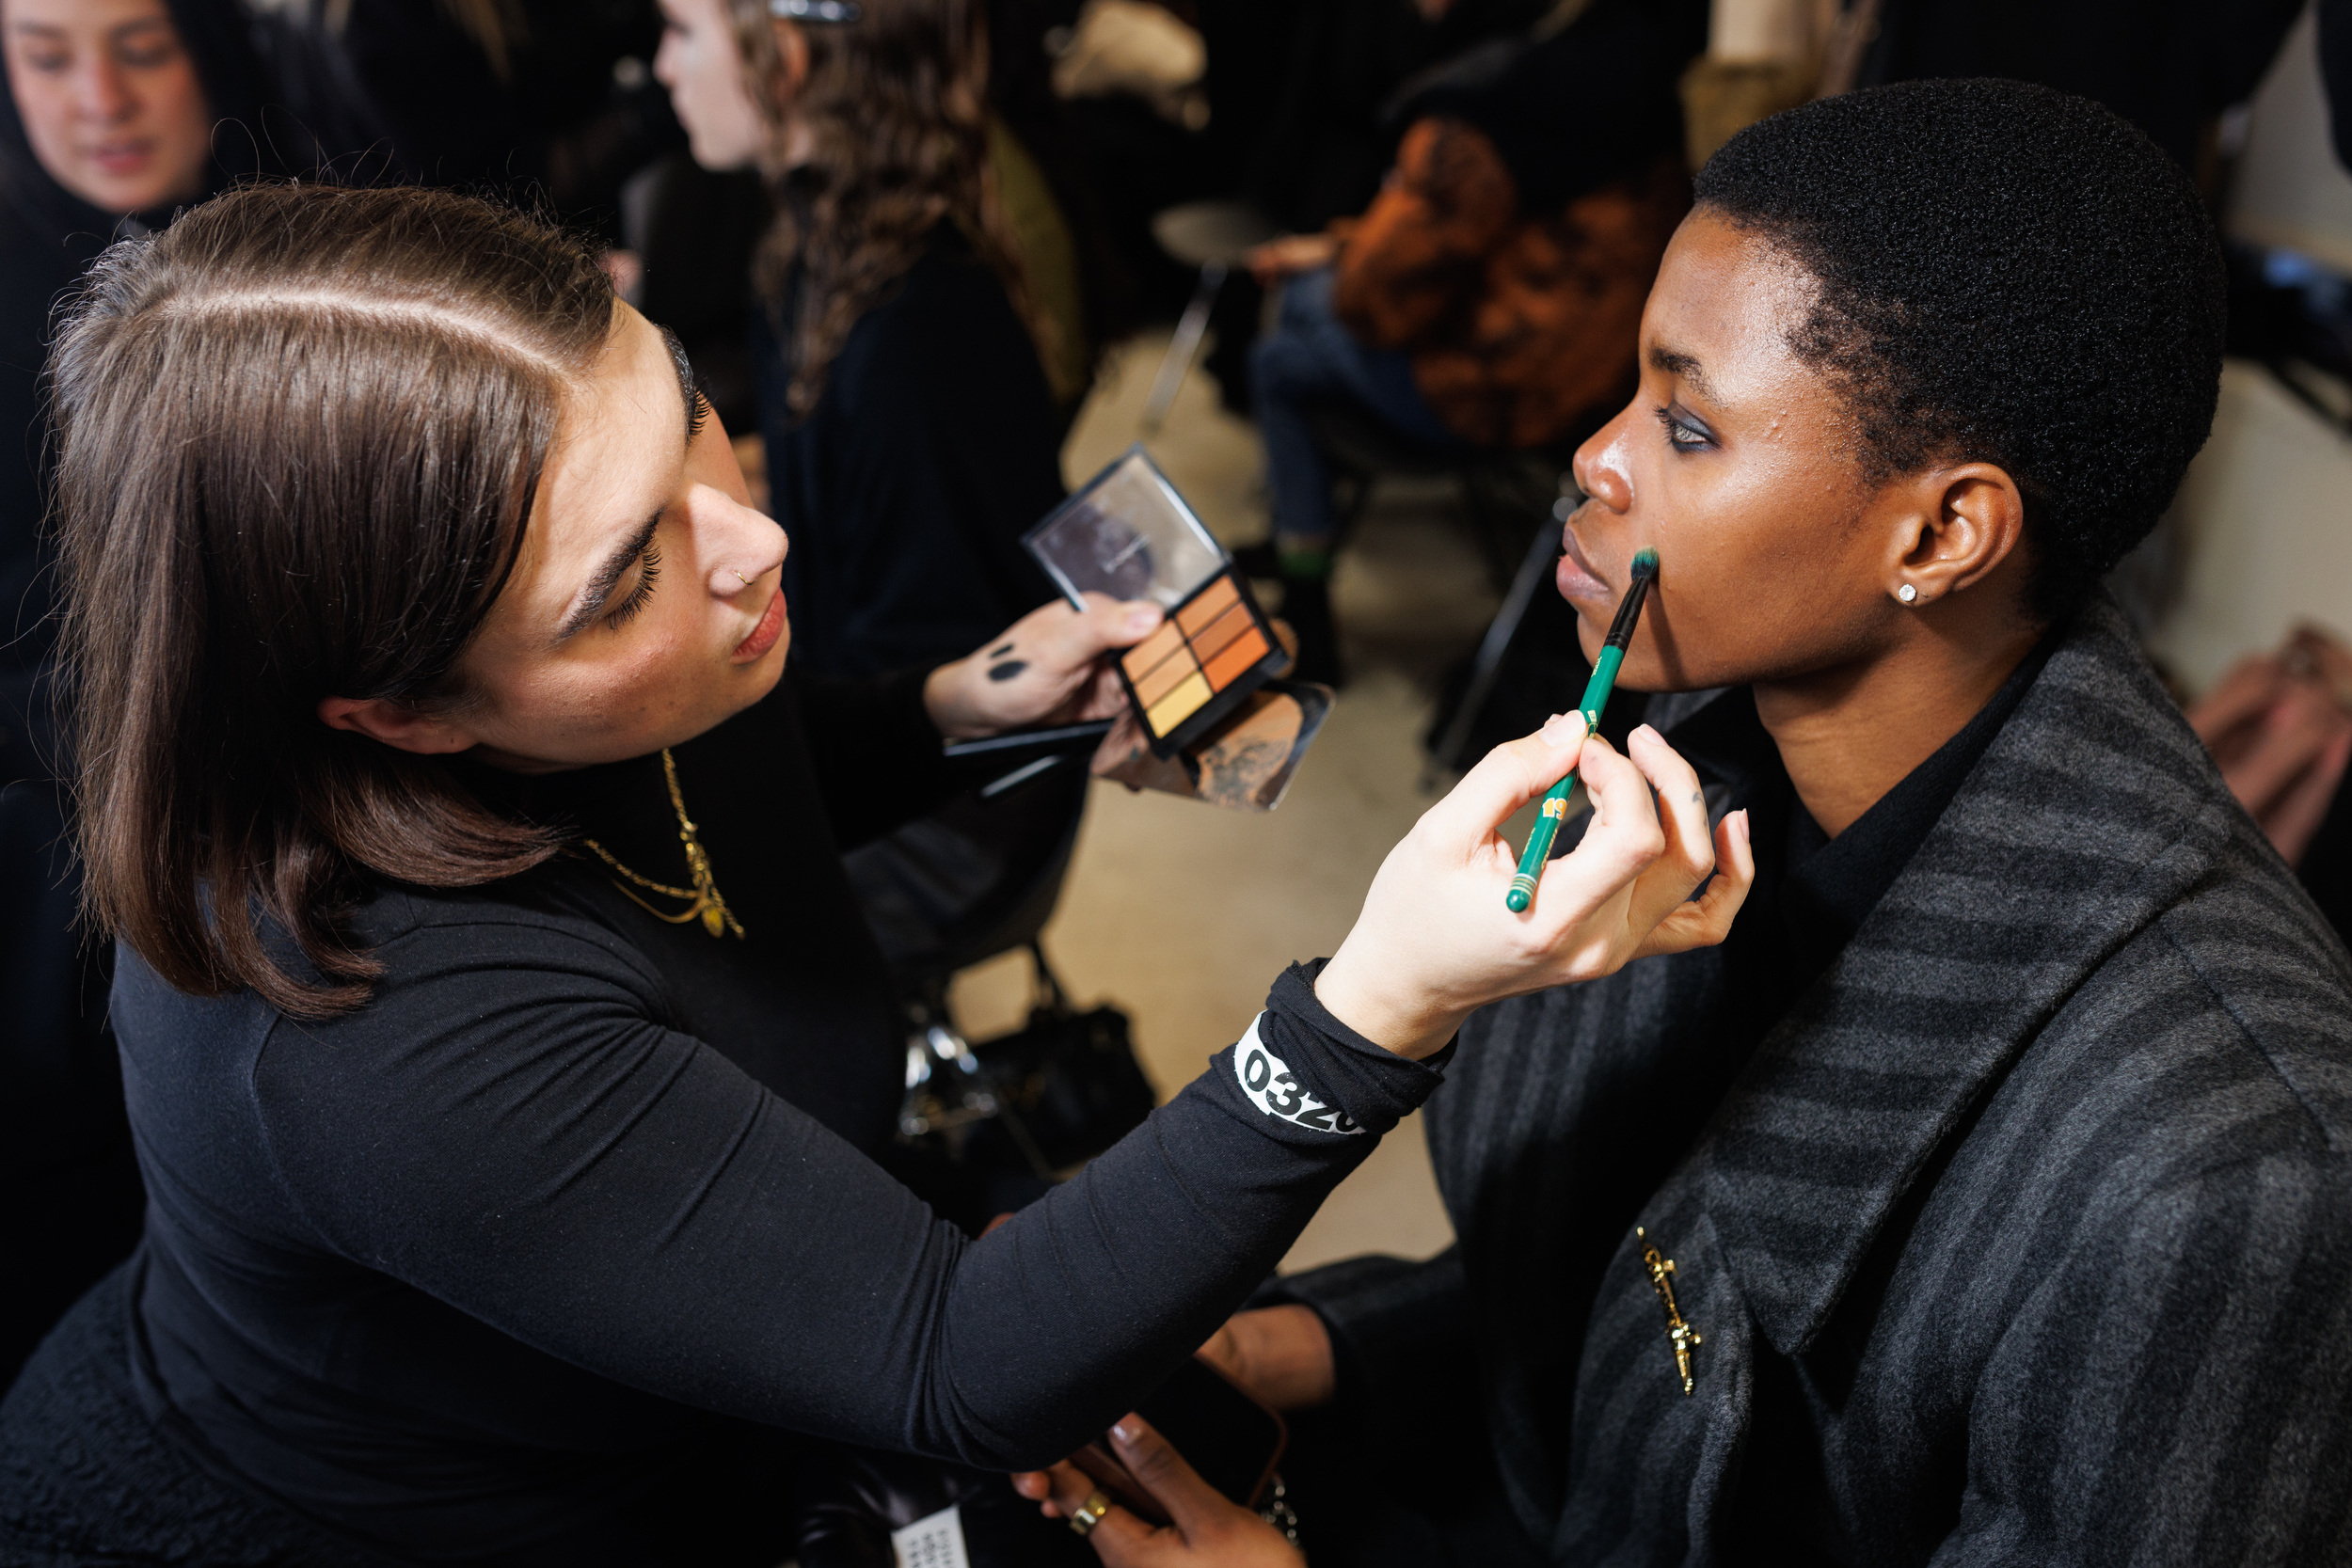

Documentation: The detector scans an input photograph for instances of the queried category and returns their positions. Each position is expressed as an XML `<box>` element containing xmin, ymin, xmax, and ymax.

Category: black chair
<box><xmin>1297</xmin><ymin>394</ymin><xmax>1571</xmax><ymax>596</ymax></box>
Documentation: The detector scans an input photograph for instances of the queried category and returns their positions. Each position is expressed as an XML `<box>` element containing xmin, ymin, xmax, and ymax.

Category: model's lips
<box><xmin>733</xmin><ymin>588</ymin><xmax>786</xmax><ymax>660</ymax></box>
<box><xmin>1554</xmin><ymin>516</ymin><xmax>1613</xmax><ymax>604</ymax></box>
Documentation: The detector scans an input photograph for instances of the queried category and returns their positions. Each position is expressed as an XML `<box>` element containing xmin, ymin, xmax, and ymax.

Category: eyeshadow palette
<box><xmin>1026</xmin><ymin>448</ymin><xmax>1290</xmax><ymax>756</ymax></box>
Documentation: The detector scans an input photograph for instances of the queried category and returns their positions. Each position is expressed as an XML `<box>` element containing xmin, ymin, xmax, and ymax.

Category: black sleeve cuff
<box><xmin>1238</xmin><ymin>959</ymin><xmax>1453</xmax><ymax>1139</ymax></box>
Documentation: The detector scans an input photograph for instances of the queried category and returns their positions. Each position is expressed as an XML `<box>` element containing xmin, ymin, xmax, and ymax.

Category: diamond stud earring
<box><xmin>1897</xmin><ymin>583</ymin><xmax>1918</xmax><ymax>604</ymax></box>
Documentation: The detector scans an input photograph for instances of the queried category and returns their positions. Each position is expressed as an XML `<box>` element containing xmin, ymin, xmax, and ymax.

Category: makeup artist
<box><xmin>0</xmin><ymin>182</ymin><xmax>1752</xmax><ymax>1565</ymax></box>
<box><xmin>1025</xmin><ymin>81</ymin><xmax>2352</xmax><ymax>1568</ymax></box>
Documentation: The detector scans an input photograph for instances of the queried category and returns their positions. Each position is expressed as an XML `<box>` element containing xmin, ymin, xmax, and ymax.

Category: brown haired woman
<box><xmin>0</xmin><ymin>182</ymin><xmax>1749</xmax><ymax>1564</ymax></box>
<box><xmin>653</xmin><ymin>0</ymin><xmax>1091</xmax><ymax>974</ymax></box>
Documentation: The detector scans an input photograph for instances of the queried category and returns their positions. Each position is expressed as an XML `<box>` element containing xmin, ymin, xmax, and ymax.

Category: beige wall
<box><xmin>2146</xmin><ymin>362</ymin><xmax>2352</xmax><ymax>695</ymax></box>
<box><xmin>2229</xmin><ymin>5</ymin><xmax>2352</xmax><ymax>275</ymax></box>
<box><xmin>2137</xmin><ymin>4</ymin><xmax>2352</xmax><ymax>694</ymax></box>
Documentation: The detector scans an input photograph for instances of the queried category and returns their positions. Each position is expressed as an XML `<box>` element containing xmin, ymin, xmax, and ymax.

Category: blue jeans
<box><xmin>1248</xmin><ymin>266</ymin><xmax>1462</xmax><ymax>550</ymax></box>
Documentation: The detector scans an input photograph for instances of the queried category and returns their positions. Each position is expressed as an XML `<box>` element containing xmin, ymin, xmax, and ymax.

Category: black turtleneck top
<box><xmin>109</xmin><ymin>669</ymin><xmax>1446</xmax><ymax>1564</ymax></box>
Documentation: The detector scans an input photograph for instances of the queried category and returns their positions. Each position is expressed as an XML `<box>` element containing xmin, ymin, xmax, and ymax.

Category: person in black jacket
<box><xmin>1023</xmin><ymin>80</ymin><xmax>2352</xmax><ymax>1568</ymax></box>
<box><xmin>1853</xmin><ymin>0</ymin><xmax>2303</xmax><ymax>175</ymax></box>
<box><xmin>0</xmin><ymin>181</ymin><xmax>1749</xmax><ymax>1564</ymax></box>
<box><xmin>0</xmin><ymin>0</ymin><xmax>294</xmax><ymax>1391</ymax></box>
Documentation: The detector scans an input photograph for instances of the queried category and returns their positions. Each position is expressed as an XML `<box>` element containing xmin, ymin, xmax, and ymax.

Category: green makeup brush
<box><xmin>1505</xmin><ymin>547</ymin><xmax>1658</xmax><ymax>913</ymax></box>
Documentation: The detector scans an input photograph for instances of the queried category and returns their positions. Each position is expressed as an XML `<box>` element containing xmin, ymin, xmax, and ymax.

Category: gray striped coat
<box><xmin>1295</xmin><ymin>599</ymin><xmax>2352</xmax><ymax>1564</ymax></box>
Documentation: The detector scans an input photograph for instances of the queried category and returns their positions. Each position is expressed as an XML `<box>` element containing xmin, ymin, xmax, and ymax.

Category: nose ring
<box><xmin>731</xmin><ymin>569</ymin><xmax>753</xmax><ymax>587</ymax></box>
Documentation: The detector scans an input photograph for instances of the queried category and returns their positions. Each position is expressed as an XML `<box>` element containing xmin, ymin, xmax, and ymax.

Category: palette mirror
<box><xmin>1027</xmin><ymin>448</ymin><xmax>1291</xmax><ymax>757</ymax></box>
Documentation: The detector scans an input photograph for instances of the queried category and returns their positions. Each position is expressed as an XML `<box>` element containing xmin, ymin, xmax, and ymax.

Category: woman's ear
<box><xmin>1882</xmin><ymin>463</ymin><xmax>2027</xmax><ymax>610</ymax></box>
<box><xmin>317</xmin><ymin>696</ymin><xmax>479</xmax><ymax>756</ymax></box>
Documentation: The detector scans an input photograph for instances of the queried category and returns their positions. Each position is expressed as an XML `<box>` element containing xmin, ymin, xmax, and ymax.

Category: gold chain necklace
<box><xmin>580</xmin><ymin>749</ymin><xmax>744</xmax><ymax>939</ymax></box>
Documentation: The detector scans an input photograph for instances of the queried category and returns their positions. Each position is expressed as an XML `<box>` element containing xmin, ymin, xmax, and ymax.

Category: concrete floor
<box><xmin>947</xmin><ymin>333</ymin><xmax>1518</xmax><ymax>1273</ymax></box>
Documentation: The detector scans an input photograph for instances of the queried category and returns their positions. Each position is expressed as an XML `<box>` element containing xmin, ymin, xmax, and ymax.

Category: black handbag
<box><xmin>907</xmin><ymin>942</ymin><xmax>1158</xmax><ymax>1181</ymax></box>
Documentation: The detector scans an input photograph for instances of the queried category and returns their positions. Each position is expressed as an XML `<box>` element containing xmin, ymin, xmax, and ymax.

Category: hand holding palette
<box><xmin>1025</xmin><ymin>448</ymin><xmax>1292</xmax><ymax>758</ymax></box>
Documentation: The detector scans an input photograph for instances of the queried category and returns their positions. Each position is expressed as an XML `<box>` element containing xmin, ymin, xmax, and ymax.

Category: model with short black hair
<box><xmin>1025</xmin><ymin>79</ymin><xmax>2352</xmax><ymax>1568</ymax></box>
<box><xmin>1696</xmin><ymin>76</ymin><xmax>2227</xmax><ymax>620</ymax></box>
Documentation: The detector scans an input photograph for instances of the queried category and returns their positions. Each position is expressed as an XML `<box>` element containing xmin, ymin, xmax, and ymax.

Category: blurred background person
<box><xmin>0</xmin><ymin>0</ymin><xmax>284</xmax><ymax>1390</ymax></box>
<box><xmin>655</xmin><ymin>0</ymin><xmax>1089</xmax><ymax>990</ymax></box>
<box><xmin>1682</xmin><ymin>0</ymin><xmax>2305</xmax><ymax>176</ymax></box>
<box><xmin>1242</xmin><ymin>0</ymin><xmax>1707</xmax><ymax>684</ymax></box>
<box><xmin>265</xmin><ymin>0</ymin><xmax>679</xmax><ymax>230</ymax></box>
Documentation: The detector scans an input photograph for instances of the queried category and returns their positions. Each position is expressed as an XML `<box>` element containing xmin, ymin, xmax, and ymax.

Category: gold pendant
<box><xmin>578</xmin><ymin>751</ymin><xmax>745</xmax><ymax>940</ymax></box>
<box><xmin>1636</xmin><ymin>1227</ymin><xmax>1703</xmax><ymax>1396</ymax></box>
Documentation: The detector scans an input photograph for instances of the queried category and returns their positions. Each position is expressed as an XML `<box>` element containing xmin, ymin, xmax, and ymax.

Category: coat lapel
<box><xmin>1700</xmin><ymin>598</ymin><xmax>2236</xmax><ymax>1357</ymax></box>
<box><xmin>1551</xmin><ymin>599</ymin><xmax>2243</xmax><ymax>1564</ymax></box>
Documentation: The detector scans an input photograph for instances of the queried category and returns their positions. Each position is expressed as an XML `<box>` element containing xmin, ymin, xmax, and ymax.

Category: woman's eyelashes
<box><xmin>118</xmin><ymin>39</ymin><xmax>183</xmax><ymax>69</ymax></box>
<box><xmin>605</xmin><ymin>542</ymin><xmax>662</xmax><ymax>628</ymax></box>
<box><xmin>1655</xmin><ymin>404</ymin><xmax>1715</xmax><ymax>451</ymax></box>
<box><xmin>687</xmin><ymin>391</ymin><xmax>711</xmax><ymax>444</ymax></box>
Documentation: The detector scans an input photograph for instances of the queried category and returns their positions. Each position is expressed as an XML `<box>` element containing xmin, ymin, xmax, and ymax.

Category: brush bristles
<box><xmin>1631</xmin><ymin>548</ymin><xmax>1659</xmax><ymax>578</ymax></box>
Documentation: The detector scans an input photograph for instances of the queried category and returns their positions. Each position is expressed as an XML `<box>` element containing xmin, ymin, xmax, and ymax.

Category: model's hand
<box><xmin>1011</xmin><ymin>1417</ymin><xmax>1304</xmax><ymax>1568</ymax></box>
<box><xmin>924</xmin><ymin>594</ymin><xmax>1163</xmax><ymax>739</ymax></box>
<box><xmin>1196</xmin><ymin>1306</ymin><xmax>1334</xmax><ymax>1411</ymax></box>
<box><xmin>1246</xmin><ymin>232</ymin><xmax>1341</xmax><ymax>284</ymax></box>
<box><xmin>1317</xmin><ymin>717</ymin><xmax>1754</xmax><ymax>1059</ymax></box>
<box><xmin>2189</xmin><ymin>652</ymin><xmax>2352</xmax><ymax>867</ymax></box>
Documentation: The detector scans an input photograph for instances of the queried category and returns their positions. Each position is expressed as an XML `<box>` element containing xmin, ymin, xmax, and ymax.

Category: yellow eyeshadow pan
<box><xmin>1118</xmin><ymin>568</ymin><xmax>1279</xmax><ymax>747</ymax></box>
<box><xmin>1146</xmin><ymin>671</ymin><xmax>1216</xmax><ymax>735</ymax></box>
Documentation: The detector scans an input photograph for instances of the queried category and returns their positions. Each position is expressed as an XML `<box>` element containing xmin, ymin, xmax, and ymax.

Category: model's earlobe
<box><xmin>316</xmin><ymin>695</ymin><xmax>477</xmax><ymax>756</ymax></box>
<box><xmin>1895</xmin><ymin>466</ymin><xmax>2026</xmax><ymax>606</ymax></box>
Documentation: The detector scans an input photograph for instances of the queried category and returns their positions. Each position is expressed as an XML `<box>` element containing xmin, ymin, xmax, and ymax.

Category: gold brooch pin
<box><xmin>1636</xmin><ymin>1227</ymin><xmax>1702</xmax><ymax>1396</ymax></box>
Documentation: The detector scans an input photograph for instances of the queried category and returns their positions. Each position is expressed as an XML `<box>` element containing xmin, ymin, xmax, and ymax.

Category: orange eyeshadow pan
<box><xmin>1131</xmin><ymin>649</ymin><xmax>1199</xmax><ymax>706</ymax></box>
<box><xmin>1188</xmin><ymin>600</ymin><xmax>1252</xmax><ymax>661</ymax></box>
<box><xmin>1175</xmin><ymin>574</ymin><xmax>1241</xmax><ymax>635</ymax></box>
<box><xmin>1200</xmin><ymin>624</ymin><xmax>1271</xmax><ymax>689</ymax></box>
<box><xmin>1122</xmin><ymin>621</ymin><xmax>1184</xmax><ymax>680</ymax></box>
<box><xmin>1120</xmin><ymin>569</ymin><xmax>1279</xmax><ymax>746</ymax></box>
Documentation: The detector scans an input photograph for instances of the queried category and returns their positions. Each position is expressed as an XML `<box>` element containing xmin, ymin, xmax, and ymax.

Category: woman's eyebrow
<box><xmin>660</xmin><ymin>325</ymin><xmax>701</xmax><ymax>442</ymax></box>
<box><xmin>1647</xmin><ymin>345</ymin><xmax>1715</xmax><ymax>401</ymax></box>
<box><xmin>556</xmin><ymin>511</ymin><xmax>661</xmax><ymax>641</ymax></box>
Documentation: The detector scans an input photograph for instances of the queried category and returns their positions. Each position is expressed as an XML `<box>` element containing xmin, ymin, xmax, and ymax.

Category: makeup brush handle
<box><xmin>1503</xmin><ymin>642</ymin><xmax>1626</xmax><ymax>913</ymax></box>
<box><xmin>1505</xmin><ymin>774</ymin><xmax>1580</xmax><ymax>911</ymax></box>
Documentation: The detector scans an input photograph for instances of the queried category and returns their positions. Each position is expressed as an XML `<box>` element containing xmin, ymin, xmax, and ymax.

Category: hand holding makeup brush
<box><xmin>1314</xmin><ymin>716</ymin><xmax>1755</xmax><ymax>1060</ymax></box>
<box><xmin>925</xmin><ymin>594</ymin><xmax>1167</xmax><ymax>739</ymax></box>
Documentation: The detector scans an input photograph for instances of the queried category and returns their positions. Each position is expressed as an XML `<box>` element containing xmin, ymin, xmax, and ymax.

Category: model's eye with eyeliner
<box><xmin>1655</xmin><ymin>404</ymin><xmax>1714</xmax><ymax>451</ymax></box>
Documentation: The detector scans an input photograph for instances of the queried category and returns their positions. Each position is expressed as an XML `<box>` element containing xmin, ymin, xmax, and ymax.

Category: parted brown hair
<box><xmin>727</xmin><ymin>0</ymin><xmax>1046</xmax><ymax>416</ymax></box>
<box><xmin>53</xmin><ymin>182</ymin><xmax>615</xmax><ymax>1019</ymax></box>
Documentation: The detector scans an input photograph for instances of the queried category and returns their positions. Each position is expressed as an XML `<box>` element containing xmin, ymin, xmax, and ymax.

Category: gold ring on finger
<box><xmin>1069</xmin><ymin>1489</ymin><xmax>1113</xmax><ymax>1537</ymax></box>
